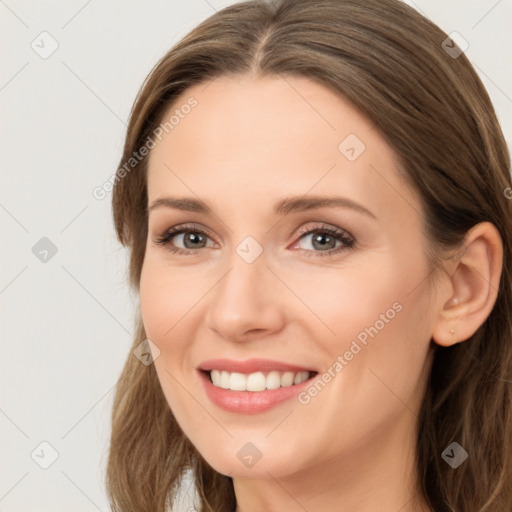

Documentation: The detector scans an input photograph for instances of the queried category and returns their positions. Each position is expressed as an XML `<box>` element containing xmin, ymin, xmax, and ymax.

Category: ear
<box><xmin>431</xmin><ymin>221</ymin><xmax>503</xmax><ymax>347</ymax></box>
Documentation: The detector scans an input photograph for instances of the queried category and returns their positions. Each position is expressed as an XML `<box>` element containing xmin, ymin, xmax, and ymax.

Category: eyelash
<box><xmin>153</xmin><ymin>222</ymin><xmax>356</xmax><ymax>258</ymax></box>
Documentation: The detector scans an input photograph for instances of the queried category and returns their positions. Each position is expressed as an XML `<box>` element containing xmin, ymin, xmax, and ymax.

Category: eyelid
<box><xmin>292</xmin><ymin>222</ymin><xmax>353</xmax><ymax>241</ymax></box>
<box><xmin>154</xmin><ymin>222</ymin><xmax>216</xmax><ymax>244</ymax></box>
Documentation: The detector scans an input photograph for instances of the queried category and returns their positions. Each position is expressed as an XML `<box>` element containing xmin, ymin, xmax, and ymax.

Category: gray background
<box><xmin>1</xmin><ymin>1</ymin><xmax>511</xmax><ymax>510</ymax></box>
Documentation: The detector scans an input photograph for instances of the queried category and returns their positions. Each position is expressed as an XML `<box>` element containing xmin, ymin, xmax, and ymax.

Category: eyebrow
<box><xmin>148</xmin><ymin>195</ymin><xmax>376</xmax><ymax>219</ymax></box>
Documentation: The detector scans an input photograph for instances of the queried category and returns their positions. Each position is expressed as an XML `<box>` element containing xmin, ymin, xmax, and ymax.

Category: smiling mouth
<box><xmin>201</xmin><ymin>369</ymin><xmax>319</xmax><ymax>392</ymax></box>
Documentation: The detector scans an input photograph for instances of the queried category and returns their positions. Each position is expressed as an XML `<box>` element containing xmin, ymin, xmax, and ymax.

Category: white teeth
<box><xmin>208</xmin><ymin>369</ymin><xmax>311</xmax><ymax>391</ymax></box>
<box><xmin>294</xmin><ymin>372</ymin><xmax>303</xmax><ymax>385</ymax></box>
<box><xmin>230</xmin><ymin>372</ymin><xmax>247</xmax><ymax>391</ymax></box>
<box><xmin>220</xmin><ymin>370</ymin><xmax>230</xmax><ymax>389</ymax></box>
<box><xmin>246</xmin><ymin>371</ymin><xmax>267</xmax><ymax>391</ymax></box>
<box><xmin>266</xmin><ymin>371</ymin><xmax>281</xmax><ymax>390</ymax></box>
<box><xmin>281</xmin><ymin>371</ymin><xmax>295</xmax><ymax>387</ymax></box>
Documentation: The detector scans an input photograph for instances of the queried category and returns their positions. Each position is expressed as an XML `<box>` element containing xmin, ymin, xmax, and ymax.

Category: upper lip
<box><xmin>198</xmin><ymin>358</ymin><xmax>317</xmax><ymax>374</ymax></box>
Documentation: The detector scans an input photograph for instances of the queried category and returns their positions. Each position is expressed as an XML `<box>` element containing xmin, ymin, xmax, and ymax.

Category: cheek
<box><xmin>139</xmin><ymin>270</ymin><xmax>168</xmax><ymax>342</ymax></box>
<box><xmin>328</xmin><ymin>266</ymin><xmax>433</xmax><ymax>421</ymax></box>
<box><xmin>139</xmin><ymin>260</ymin><xmax>200</xmax><ymax>418</ymax></box>
<box><xmin>139</xmin><ymin>256</ymin><xmax>196</xmax><ymax>343</ymax></box>
<box><xmin>284</xmin><ymin>255</ymin><xmax>410</xmax><ymax>352</ymax></box>
<box><xmin>292</xmin><ymin>275</ymin><xmax>432</xmax><ymax>451</ymax></box>
<box><xmin>292</xmin><ymin>249</ymin><xmax>432</xmax><ymax>397</ymax></box>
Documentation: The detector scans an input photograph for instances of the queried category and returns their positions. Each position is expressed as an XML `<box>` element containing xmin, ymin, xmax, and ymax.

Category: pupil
<box><xmin>313</xmin><ymin>233</ymin><xmax>335</xmax><ymax>250</ymax></box>
<box><xmin>184</xmin><ymin>232</ymin><xmax>205</xmax><ymax>248</ymax></box>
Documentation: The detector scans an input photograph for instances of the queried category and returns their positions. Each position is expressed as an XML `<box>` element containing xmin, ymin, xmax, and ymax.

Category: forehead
<box><xmin>150</xmin><ymin>74</ymin><xmax>377</xmax><ymax>166</ymax></box>
<box><xmin>146</xmin><ymin>74</ymin><xmax>420</xmax><ymax>223</ymax></box>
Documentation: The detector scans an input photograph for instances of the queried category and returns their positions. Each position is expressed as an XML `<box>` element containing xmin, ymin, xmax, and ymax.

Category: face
<box><xmin>140</xmin><ymin>74</ymin><xmax>437</xmax><ymax>480</ymax></box>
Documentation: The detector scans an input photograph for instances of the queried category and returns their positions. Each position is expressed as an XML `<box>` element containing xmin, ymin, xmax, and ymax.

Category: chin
<box><xmin>194</xmin><ymin>441</ymin><xmax>300</xmax><ymax>479</ymax></box>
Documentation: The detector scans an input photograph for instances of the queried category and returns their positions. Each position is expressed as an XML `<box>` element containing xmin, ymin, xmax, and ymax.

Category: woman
<box><xmin>106</xmin><ymin>0</ymin><xmax>512</xmax><ymax>510</ymax></box>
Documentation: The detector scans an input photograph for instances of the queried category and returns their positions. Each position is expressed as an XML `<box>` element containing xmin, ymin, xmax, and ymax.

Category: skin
<box><xmin>139</xmin><ymin>74</ymin><xmax>503</xmax><ymax>512</ymax></box>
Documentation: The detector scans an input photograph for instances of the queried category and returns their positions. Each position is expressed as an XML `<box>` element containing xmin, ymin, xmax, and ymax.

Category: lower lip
<box><xmin>198</xmin><ymin>370</ymin><xmax>317</xmax><ymax>414</ymax></box>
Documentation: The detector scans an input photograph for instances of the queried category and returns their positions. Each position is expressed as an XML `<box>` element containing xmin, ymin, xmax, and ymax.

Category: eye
<box><xmin>153</xmin><ymin>223</ymin><xmax>216</xmax><ymax>255</ymax></box>
<box><xmin>153</xmin><ymin>222</ymin><xmax>356</xmax><ymax>258</ymax></box>
<box><xmin>291</xmin><ymin>224</ymin><xmax>355</xmax><ymax>257</ymax></box>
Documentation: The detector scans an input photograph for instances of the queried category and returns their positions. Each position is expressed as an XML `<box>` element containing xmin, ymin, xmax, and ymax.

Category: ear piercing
<box><xmin>449</xmin><ymin>328</ymin><xmax>462</xmax><ymax>344</ymax></box>
<box><xmin>449</xmin><ymin>298</ymin><xmax>458</xmax><ymax>338</ymax></box>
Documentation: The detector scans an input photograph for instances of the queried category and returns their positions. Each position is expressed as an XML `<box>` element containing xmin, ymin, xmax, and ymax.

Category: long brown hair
<box><xmin>107</xmin><ymin>0</ymin><xmax>512</xmax><ymax>510</ymax></box>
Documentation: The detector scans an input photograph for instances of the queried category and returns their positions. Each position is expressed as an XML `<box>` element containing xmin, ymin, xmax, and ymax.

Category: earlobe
<box><xmin>431</xmin><ymin>222</ymin><xmax>503</xmax><ymax>348</ymax></box>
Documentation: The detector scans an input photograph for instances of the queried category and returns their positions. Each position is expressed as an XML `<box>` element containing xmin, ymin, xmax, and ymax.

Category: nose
<box><xmin>205</xmin><ymin>253</ymin><xmax>286</xmax><ymax>342</ymax></box>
